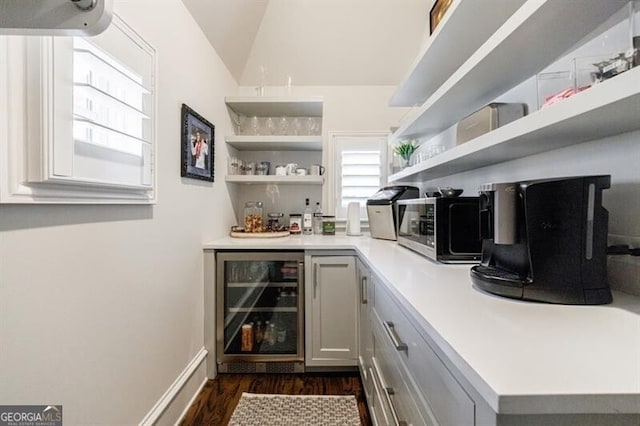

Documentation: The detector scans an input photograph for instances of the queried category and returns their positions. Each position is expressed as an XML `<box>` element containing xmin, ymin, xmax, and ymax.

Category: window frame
<box><xmin>327</xmin><ymin>131</ymin><xmax>390</xmax><ymax>221</ymax></box>
<box><xmin>0</xmin><ymin>14</ymin><xmax>157</xmax><ymax>204</ymax></box>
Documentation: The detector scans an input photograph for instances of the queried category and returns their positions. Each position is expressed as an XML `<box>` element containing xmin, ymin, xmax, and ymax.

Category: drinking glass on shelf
<box><xmin>264</xmin><ymin>117</ymin><xmax>275</xmax><ymax>135</ymax></box>
<box><xmin>237</xmin><ymin>115</ymin><xmax>247</xmax><ymax>135</ymax></box>
<box><xmin>228</xmin><ymin>156</ymin><xmax>239</xmax><ymax>175</ymax></box>
<box><xmin>277</xmin><ymin>116</ymin><xmax>289</xmax><ymax>135</ymax></box>
<box><xmin>430</xmin><ymin>145</ymin><xmax>446</xmax><ymax>157</ymax></box>
<box><xmin>249</xmin><ymin>116</ymin><xmax>259</xmax><ymax>136</ymax></box>
<box><xmin>292</xmin><ymin>117</ymin><xmax>303</xmax><ymax>136</ymax></box>
<box><xmin>305</xmin><ymin>117</ymin><xmax>316</xmax><ymax>136</ymax></box>
<box><xmin>244</xmin><ymin>162</ymin><xmax>256</xmax><ymax>175</ymax></box>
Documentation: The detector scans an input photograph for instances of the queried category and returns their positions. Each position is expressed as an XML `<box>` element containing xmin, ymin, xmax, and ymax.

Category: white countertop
<box><xmin>204</xmin><ymin>234</ymin><xmax>640</xmax><ymax>415</ymax></box>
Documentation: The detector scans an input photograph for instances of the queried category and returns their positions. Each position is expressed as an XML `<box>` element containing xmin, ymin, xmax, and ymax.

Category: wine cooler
<box><xmin>216</xmin><ymin>251</ymin><xmax>305</xmax><ymax>373</ymax></box>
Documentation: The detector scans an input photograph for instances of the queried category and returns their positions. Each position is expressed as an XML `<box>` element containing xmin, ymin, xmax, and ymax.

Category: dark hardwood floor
<box><xmin>180</xmin><ymin>372</ymin><xmax>372</xmax><ymax>425</ymax></box>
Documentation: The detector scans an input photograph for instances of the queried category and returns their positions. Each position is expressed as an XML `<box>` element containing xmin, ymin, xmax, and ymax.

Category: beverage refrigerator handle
<box><xmin>298</xmin><ymin>261</ymin><xmax>304</xmax><ymax>294</ymax></box>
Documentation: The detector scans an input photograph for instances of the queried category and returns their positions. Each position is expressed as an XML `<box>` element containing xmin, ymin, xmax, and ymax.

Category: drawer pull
<box><xmin>361</xmin><ymin>276</ymin><xmax>368</xmax><ymax>304</ymax></box>
<box><xmin>384</xmin><ymin>386</ymin><xmax>408</xmax><ymax>426</ymax></box>
<box><xmin>313</xmin><ymin>263</ymin><xmax>318</xmax><ymax>299</ymax></box>
<box><xmin>383</xmin><ymin>321</ymin><xmax>408</xmax><ymax>352</ymax></box>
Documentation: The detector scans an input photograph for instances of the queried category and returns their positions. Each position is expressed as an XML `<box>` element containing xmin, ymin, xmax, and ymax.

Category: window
<box><xmin>71</xmin><ymin>35</ymin><xmax>153</xmax><ymax>188</ymax></box>
<box><xmin>0</xmin><ymin>14</ymin><xmax>156</xmax><ymax>204</ymax></box>
<box><xmin>330</xmin><ymin>133</ymin><xmax>388</xmax><ymax>220</ymax></box>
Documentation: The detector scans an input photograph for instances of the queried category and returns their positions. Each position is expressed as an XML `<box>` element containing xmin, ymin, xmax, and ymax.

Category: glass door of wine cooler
<box><xmin>216</xmin><ymin>251</ymin><xmax>304</xmax><ymax>372</ymax></box>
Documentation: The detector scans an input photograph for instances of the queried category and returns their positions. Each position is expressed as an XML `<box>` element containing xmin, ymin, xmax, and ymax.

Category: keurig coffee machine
<box><xmin>470</xmin><ymin>175</ymin><xmax>612</xmax><ymax>305</ymax></box>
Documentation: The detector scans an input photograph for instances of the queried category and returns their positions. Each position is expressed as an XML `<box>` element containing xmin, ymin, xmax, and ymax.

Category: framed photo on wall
<box><xmin>429</xmin><ymin>0</ymin><xmax>453</xmax><ymax>34</ymax></box>
<box><xmin>181</xmin><ymin>104</ymin><xmax>215</xmax><ymax>182</ymax></box>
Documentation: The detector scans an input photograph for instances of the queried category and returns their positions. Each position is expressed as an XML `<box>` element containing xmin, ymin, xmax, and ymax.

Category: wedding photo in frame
<box><xmin>181</xmin><ymin>104</ymin><xmax>215</xmax><ymax>182</ymax></box>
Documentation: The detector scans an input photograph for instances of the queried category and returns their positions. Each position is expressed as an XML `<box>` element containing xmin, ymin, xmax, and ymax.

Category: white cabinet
<box><xmin>388</xmin><ymin>0</ymin><xmax>639</xmax><ymax>184</ymax></box>
<box><xmin>305</xmin><ymin>255</ymin><xmax>358</xmax><ymax>367</ymax></box>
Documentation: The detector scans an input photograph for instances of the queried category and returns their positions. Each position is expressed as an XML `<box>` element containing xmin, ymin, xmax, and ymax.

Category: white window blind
<box><xmin>334</xmin><ymin>135</ymin><xmax>387</xmax><ymax>220</ymax></box>
<box><xmin>70</xmin><ymin>22</ymin><xmax>154</xmax><ymax>188</ymax></box>
<box><xmin>0</xmin><ymin>14</ymin><xmax>156</xmax><ymax>204</ymax></box>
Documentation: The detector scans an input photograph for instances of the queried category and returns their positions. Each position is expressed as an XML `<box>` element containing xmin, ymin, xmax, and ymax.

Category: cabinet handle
<box><xmin>361</xmin><ymin>276</ymin><xmax>368</xmax><ymax>304</ymax></box>
<box><xmin>313</xmin><ymin>263</ymin><xmax>318</xmax><ymax>299</ymax></box>
<box><xmin>384</xmin><ymin>386</ymin><xmax>408</xmax><ymax>426</ymax></box>
<box><xmin>383</xmin><ymin>321</ymin><xmax>408</xmax><ymax>352</ymax></box>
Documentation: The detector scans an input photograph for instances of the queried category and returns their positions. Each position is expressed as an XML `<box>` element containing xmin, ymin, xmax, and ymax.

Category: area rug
<box><xmin>228</xmin><ymin>392</ymin><xmax>361</xmax><ymax>425</ymax></box>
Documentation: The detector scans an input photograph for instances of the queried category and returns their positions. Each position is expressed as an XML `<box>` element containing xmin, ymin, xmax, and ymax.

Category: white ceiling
<box><xmin>181</xmin><ymin>0</ymin><xmax>432</xmax><ymax>87</ymax></box>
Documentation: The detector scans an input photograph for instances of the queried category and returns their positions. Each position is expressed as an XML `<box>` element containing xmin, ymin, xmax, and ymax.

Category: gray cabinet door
<box><xmin>306</xmin><ymin>256</ymin><xmax>358</xmax><ymax>366</ymax></box>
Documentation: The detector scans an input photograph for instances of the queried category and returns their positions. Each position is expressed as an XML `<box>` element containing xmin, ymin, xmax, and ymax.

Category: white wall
<box><xmin>0</xmin><ymin>0</ymin><xmax>237</xmax><ymax>424</ymax></box>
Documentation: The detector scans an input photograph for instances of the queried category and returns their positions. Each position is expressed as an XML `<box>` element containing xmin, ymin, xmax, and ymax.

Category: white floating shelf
<box><xmin>225</xmin><ymin>97</ymin><xmax>323</xmax><ymax>117</ymax></box>
<box><xmin>389</xmin><ymin>66</ymin><xmax>640</xmax><ymax>184</ymax></box>
<box><xmin>389</xmin><ymin>0</ymin><xmax>526</xmax><ymax>107</ymax></box>
<box><xmin>225</xmin><ymin>175</ymin><xmax>324</xmax><ymax>185</ymax></box>
<box><xmin>391</xmin><ymin>0</ymin><xmax>627</xmax><ymax>143</ymax></box>
<box><xmin>225</xmin><ymin>135</ymin><xmax>322</xmax><ymax>151</ymax></box>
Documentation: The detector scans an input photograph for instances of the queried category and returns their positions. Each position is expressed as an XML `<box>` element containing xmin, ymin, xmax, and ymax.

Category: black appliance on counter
<box><xmin>470</xmin><ymin>175</ymin><xmax>612</xmax><ymax>305</ymax></box>
<box><xmin>396</xmin><ymin>197</ymin><xmax>481</xmax><ymax>263</ymax></box>
<box><xmin>366</xmin><ymin>186</ymin><xmax>419</xmax><ymax>241</ymax></box>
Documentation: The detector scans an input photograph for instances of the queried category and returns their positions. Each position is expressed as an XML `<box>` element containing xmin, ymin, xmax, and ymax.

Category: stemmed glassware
<box><xmin>264</xmin><ymin>117</ymin><xmax>275</xmax><ymax>135</ymax></box>
<box><xmin>305</xmin><ymin>117</ymin><xmax>316</xmax><ymax>136</ymax></box>
<box><xmin>250</xmin><ymin>116</ymin><xmax>259</xmax><ymax>136</ymax></box>
<box><xmin>277</xmin><ymin>116</ymin><xmax>289</xmax><ymax>135</ymax></box>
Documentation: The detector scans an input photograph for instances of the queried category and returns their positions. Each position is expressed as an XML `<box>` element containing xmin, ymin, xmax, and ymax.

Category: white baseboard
<box><xmin>139</xmin><ymin>347</ymin><xmax>208</xmax><ymax>426</ymax></box>
<box><xmin>173</xmin><ymin>376</ymin><xmax>208</xmax><ymax>426</ymax></box>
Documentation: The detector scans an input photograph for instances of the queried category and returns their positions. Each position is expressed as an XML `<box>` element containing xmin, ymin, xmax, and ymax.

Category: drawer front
<box><xmin>369</xmin><ymin>366</ymin><xmax>392</xmax><ymax>426</ymax></box>
<box><xmin>374</xmin><ymin>282</ymin><xmax>475</xmax><ymax>426</ymax></box>
<box><xmin>372</xmin><ymin>316</ymin><xmax>431</xmax><ymax>426</ymax></box>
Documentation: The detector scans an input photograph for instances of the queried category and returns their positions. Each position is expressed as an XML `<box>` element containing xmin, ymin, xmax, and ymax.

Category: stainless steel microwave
<box><xmin>396</xmin><ymin>197</ymin><xmax>482</xmax><ymax>263</ymax></box>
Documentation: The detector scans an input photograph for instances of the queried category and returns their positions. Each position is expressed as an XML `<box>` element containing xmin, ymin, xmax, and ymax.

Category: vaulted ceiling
<box><xmin>181</xmin><ymin>0</ymin><xmax>432</xmax><ymax>87</ymax></box>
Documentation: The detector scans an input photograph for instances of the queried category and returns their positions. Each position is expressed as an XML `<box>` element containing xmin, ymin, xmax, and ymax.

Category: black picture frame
<box><xmin>429</xmin><ymin>0</ymin><xmax>453</xmax><ymax>35</ymax></box>
<box><xmin>181</xmin><ymin>104</ymin><xmax>215</xmax><ymax>182</ymax></box>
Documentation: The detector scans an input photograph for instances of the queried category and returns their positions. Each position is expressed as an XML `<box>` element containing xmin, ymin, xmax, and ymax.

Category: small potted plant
<box><xmin>393</xmin><ymin>140</ymin><xmax>417</xmax><ymax>167</ymax></box>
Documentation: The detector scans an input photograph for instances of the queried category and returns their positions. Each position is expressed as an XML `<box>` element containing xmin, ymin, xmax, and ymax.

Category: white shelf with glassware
<box><xmin>225</xmin><ymin>135</ymin><xmax>322</xmax><ymax>151</ymax></box>
<box><xmin>389</xmin><ymin>65</ymin><xmax>640</xmax><ymax>183</ymax></box>
<box><xmin>224</xmin><ymin>97</ymin><xmax>324</xmax><ymax>185</ymax></box>
<box><xmin>388</xmin><ymin>0</ymin><xmax>640</xmax><ymax>183</ymax></box>
<box><xmin>225</xmin><ymin>96</ymin><xmax>323</xmax><ymax>117</ymax></box>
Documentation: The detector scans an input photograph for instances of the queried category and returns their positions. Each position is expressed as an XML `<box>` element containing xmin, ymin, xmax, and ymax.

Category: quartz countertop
<box><xmin>204</xmin><ymin>234</ymin><xmax>640</xmax><ymax>415</ymax></box>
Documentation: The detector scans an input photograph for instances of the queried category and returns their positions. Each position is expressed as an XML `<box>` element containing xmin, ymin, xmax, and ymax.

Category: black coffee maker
<box><xmin>470</xmin><ymin>175</ymin><xmax>612</xmax><ymax>305</ymax></box>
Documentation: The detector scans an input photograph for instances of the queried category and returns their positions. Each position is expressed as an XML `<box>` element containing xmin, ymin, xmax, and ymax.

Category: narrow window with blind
<box><xmin>0</xmin><ymin>14</ymin><xmax>156</xmax><ymax>204</ymax></box>
<box><xmin>333</xmin><ymin>135</ymin><xmax>388</xmax><ymax>220</ymax></box>
<box><xmin>72</xmin><ymin>36</ymin><xmax>153</xmax><ymax>187</ymax></box>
